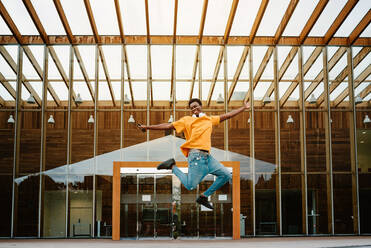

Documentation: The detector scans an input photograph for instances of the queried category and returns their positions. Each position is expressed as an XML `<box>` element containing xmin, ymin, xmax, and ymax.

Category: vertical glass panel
<box><xmin>42</xmin><ymin>175</ymin><xmax>66</xmax><ymax>237</ymax></box>
<box><xmin>281</xmin><ymin>174</ymin><xmax>302</xmax><ymax>234</ymax></box>
<box><xmin>198</xmin><ymin>175</ymin><xmax>215</xmax><ymax>237</ymax></box>
<box><xmin>120</xmin><ymin>174</ymin><xmax>137</xmax><ymax>238</ymax></box>
<box><xmin>14</xmin><ymin>175</ymin><xmax>39</xmax><ymax>237</ymax></box>
<box><xmin>226</xmin><ymin>46</ymin><xmax>244</xmax><ymax>81</ymax></box>
<box><xmin>202</xmin><ymin>46</ymin><xmax>220</xmax><ymax>79</ymax></box>
<box><xmin>45</xmin><ymin>111</ymin><xmax>67</xmax><ymax>172</ymax></box>
<box><xmin>155</xmin><ymin>175</ymin><xmax>172</xmax><ymax>238</ymax></box>
<box><xmin>256</xmin><ymin>0</ymin><xmax>290</xmax><ymax>36</ymax></box>
<box><xmin>255</xmin><ymin>111</ymin><xmax>276</xmax><ymax>172</ymax></box>
<box><xmin>331</xmin><ymin>112</ymin><xmax>351</xmax><ymax>172</ymax></box>
<box><xmin>0</xmin><ymin>15</ymin><xmax>12</xmax><ymax>34</ymax></box>
<box><xmin>90</xmin><ymin>0</ymin><xmax>119</xmax><ymax>35</ymax></box>
<box><xmin>151</xmin><ymin>46</ymin><xmax>172</xmax><ymax>80</ymax></box>
<box><xmin>201</xmin><ymin>81</ymin><xmax>211</xmax><ymax>101</ymax></box>
<box><xmin>280</xmin><ymin>112</ymin><xmax>301</xmax><ymax>172</ymax></box>
<box><xmin>23</xmin><ymin>52</ymin><xmax>41</xmax><ymax>80</ymax></box>
<box><xmin>101</xmin><ymin>46</ymin><xmax>121</xmax><ymax>80</ymax></box>
<box><xmin>240</xmin><ymin>174</ymin><xmax>253</xmax><ymax>236</ymax></box>
<box><xmin>1</xmin><ymin>0</ymin><xmax>38</xmax><ymax>35</ymax></box>
<box><xmin>123</xmin><ymin>109</ymin><xmax>146</xmax><ymax>148</ymax></box>
<box><xmin>48</xmin><ymin>82</ymin><xmax>68</xmax><ymax>102</ymax></box>
<box><xmin>77</xmin><ymin>46</ymin><xmax>96</xmax><ymax>79</ymax></box>
<box><xmin>230</xmin><ymin>0</ymin><xmax>260</xmax><ymax>36</ymax></box>
<box><xmin>95</xmin><ymin>175</ymin><xmax>112</xmax><ymax>238</ymax></box>
<box><xmin>148</xmin><ymin>0</ymin><xmax>174</xmax><ymax>35</ymax></box>
<box><xmin>215</xmin><ymin>178</ymin><xmax>232</xmax><ymax>237</ymax></box>
<box><xmin>306</xmin><ymin>112</ymin><xmax>326</xmax><ymax>172</ymax></box>
<box><xmin>359</xmin><ymin>174</ymin><xmax>371</xmax><ymax>234</ymax></box>
<box><xmin>203</xmin><ymin>0</ymin><xmax>232</xmax><ymax>36</ymax></box>
<box><xmin>0</xmin><ymin>111</ymin><xmax>14</xmax><ymax>237</ymax></box>
<box><xmin>255</xmin><ymin>173</ymin><xmax>277</xmax><ymax>235</ymax></box>
<box><xmin>19</xmin><ymin>111</ymin><xmax>41</xmax><ymax>174</ymax></box>
<box><xmin>68</xmin><ymin>175</ymin><xmax>93</xmax><ymax>237</ymax></box>
<box><xmin>176</xmin><ymin>81</ymin><xmax>191</xmax><ymax>101</ymax></box>
<box><xmin>307</xmin><ymin>174</ymin><xmax>329</xmax><ymax>234</ymax></box>
<box><xmin>60</xmin><ymin>0</ymin><xmax>93</xmax><ymax>35</ymax></box>
<box><xmin>51</xmin><ymin>46</ymin><xmax>70</xmax><ymax>78</ymax></box>
<box><xmin>98</xmin><ymin>81</ymin><xmax>111</xmax><ymax>101</ymax></box>
<box><xmin>229</xmin><ymin>110</ymin><xmax>250</xmax><ymax>156</ymax></box>
<box><xmin>309</xmin><ymin>0</ymin><xmax>348</xmax><ymax>36</ymax></box>
<box><xmin>138</xmin><ymin>175</ymin><xmax>154</xmax><ymax>238</ymax></box>
<box><xmin>97</xmin><ymin>111</ymin><xmax>120</xmax><ymax>156</ymax></box>
<box><xmin>119</xmin><ymin>0</ymin><xmax>146</xmax><ymax>35</ymax></box>
<box><xmin>333</xmin><ymin>174</ymin><xmax>354</xmax><ymax>234</ymax></box>
<box><xmin>126</xmin><ymin>46</ymin><xmax>147</xmax><ymax>79</ymax></box>
<box><xmin>231</xmin><ymin>81</ymin><xmax>249</xmax><ymax>102</ymax></box>
<box><xmin>0</xmin><ymin>83</ymin><xmax>14</xmax><ymax>101</ymax></box>
<box><xmin>71</xmin><ymin>112</ymin><xmax>94</xmax><ymax>169</ymax></box>
<box><xmin>176</xmin><ymin>46</ymin><xmax>197</xmax><ymax>80</ymax></box>
<box><xmin>180</xmin><ymin>177</ymin><xmax>197</xmax><ymax>237</ymax></box>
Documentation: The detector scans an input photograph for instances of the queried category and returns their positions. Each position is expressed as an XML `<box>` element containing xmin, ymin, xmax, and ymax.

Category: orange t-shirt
<box><xmin>172</xmin><ymin>115</ymin><xmax>220</xmax><ymax>157</ymax></box>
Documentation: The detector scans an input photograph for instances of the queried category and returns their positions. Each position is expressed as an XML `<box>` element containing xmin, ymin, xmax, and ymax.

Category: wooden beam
<box><xmin>53</xmin><ymin>0</ymin><xmax>75</xmax><ymax>44</ymax></box>
<box><xmin>280</xmin><ymin>47</ymin><xmax>322</xmax><ymax>106</ymax></box>
<box><xmin>224</xmin><ymin>0</ymin><xmax>239</xmax><ymax>44</ymax></box>
<box><xmin>303</xmin><ymin>47</ymin><xmax>347</xmax><ymax>100</ymax></box>
<box><xmin>263</xmin><ymin>46</ymin><xmax>298</xmax><ymax>100</ymax></box>
<box><xmin>317</xmin><ymin>47</ymin><xmax>371</xmax><ymax>106</ymax></box>
<box><xmin>206</xmin><ymin>46</ymin><xmax>225</xmax><ymax>106</ymax></box>
<box><xmin>198</xmin><ymin>0</ymin><xmax>209</xmax><ymax>44</ymax></box>
<box><xmin>244</xmin><ymin>46</ymin><xmax>274</xmax><ymax>102</ymax></box>
<box><xmin>250</xmin><ymin>0</ymin><xmax>269</xmax><ymax>44</ymax></box>
<box><xmin>123</xmin><ymin>46</ymin><xmax>134</xmax><ymax>107</ymax></box>
<box><xmin>98</xmin><ymin>46</ymin><xmax>115</xmax><ymax>106</ymax></box>
<box><xmin>144</xmin><ymin>0</ymin><xmax>150</xmax><ymax>44</ymax></box>
<box><xmin>83</xmin><ymin>0</ymin><xmax>101</xmax><ymax>44</ymax></box>
<box><xmin>0</xmin><ymin>46</ymin><xmax>41</xmax><ymax>106</ymax></box>
<box><xmin>173</xmin><ymin>0</ymin><xmax>178</xmax><ymax>44</ymax></box>
<box><xmin>227</xmin><ymin>46</ymin><xmax>249</xmax><ymax>103</ymax></box>
<box><xmin>274</xmin><ymin>0</ymin><xmax>299</xmax><ymax>44</ymax></box>
<box><xmin>349</xmin><ymin>9</ymin><xmax>371</xmax><ymax>45</ymax></box>
<box><xmin>114</xmin><ymin>0</ymin><xmax>125</xmax><ymax>43</ymax></box>
<box><xmin>189</xmin><ymin>46</ymin><xmax>199</xmax><ymax>101</ymax></box>
<box><xmin>147</xmin><ymin>45</ymin><xmax>153</xmax><ymax>107</ymax></box>
<box><xmin>0</xmin><ymin>95</ymin><xmax>5</xmax><ymax>106</ymax></box>
<box><xmin>333</xmin><ymin>64</ymin><xmax>371</xmax><ymax>107</ymax></box>
<box><xmin>1</xmin><ymin>35</ymin><xmax>370</xmax><ymax>46</ymax></box>
<box><xmin>73</xmin><ymin>46</ymin><xmax>95</xmax><ymax>102</ymax></box>
<box><xmin>23</xmin><ymin>46</ymin><xmax>61</xmax><ymax>106</ymax></box>
<box><xmin>22</xmin><ymin>0</ymin><xmax>49</xmax><ymax>44</ymax></box>
<box><xmin>0</xmin><ymin>1</ymin><xmax>22</xmax><ymax>44</ymax></box>
<box><xmin>324</xmin><ymin>0</ymin><xmax>359</xmax><ymax>44</ymax></box>
<box><xmin>170</xmin><ymin>0</ymin><xmax>178</xmax><ymax>97</ymax></box>
<box><xmin>299</xmin><ymin>0</ymin><xmax>329</xmax><ymax>44</ymax></box>
<box><xmin>0</xmin><ymin>71</ymin><xmax>16</xmax><ymax>100</ymax></box>
<box><xmin>359</xmin><ymin>82</ymin><xmax>371</xmax><ymax>100</ymax></box>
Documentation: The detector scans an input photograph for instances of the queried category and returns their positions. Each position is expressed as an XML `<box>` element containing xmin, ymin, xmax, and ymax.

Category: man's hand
<box><xmin>136</xmin><ymin>122</ymin><xmax>147</xmax><ymax>132</ymax></box>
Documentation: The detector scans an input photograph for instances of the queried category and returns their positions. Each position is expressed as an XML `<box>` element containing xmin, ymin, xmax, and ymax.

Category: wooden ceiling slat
<box><xmin>0</xmin><ymin>95</ymin><xmax>5</xmax><ymax>106</ymax></box>
<box><xmin>249</xmin><ymin>0</ymin><xmax>269</xmax><ymax>44</ymax></box>
<box><xmin>98</xmin><ymin>46</ymin><xmax>115</xmax><ymax>106</ymax></box>
<box><xmin>333</xmin><ymin>64</ymin><xmax>371</xmax><ymax>107</ymax></box>
<box><xmin>123</xmin><ymin>46</ymin><xmax>134</xmax><ymax>107</ymax></box>
<box><xmin>0</xmin><ymin>1</ymin><xmax>22</xmax><ymax>44</ymax></box>
<box><xmin>188</xmin><ymin>46</ymin><xmax>200</xmax><ymax>101</ymax></box>
<box><xmin>359</xmin><ymin>82</ymin><xmax>371</xmax><ymax>100</ymax></box>
<box><xmin>0</xmin><ymin>46</ymin><xmax>42</xmax><ymax>106</ymax></box>
<box><xmin>317</xmin><ymin>46</ymin><xmax>371</xmax><ymax>106</ymax></box>
<box><xmin>22</xmin><ymin>0</ymin><xmax>49</xmax><ymax>44</ymax></box>
<box><xmin>227</xmin><ymin>46</ymin><xmax>249</xmax><ymax>103</ymax></box>
<box><xmin>324</xmin><ymin>0</ymin><xmax>359</xmax><ymax>44</ymax></box>
<box><xmin>114</xmin><ymin>0</ymin><xmax>125</xmax><ymax>43</ymax></box>
<box><xmin>0</xmin><ymin>72</ymin><xmax>16</xmax><ymax>99</ymax></box>
<box><xmin>198</xmin><ymin>0</ymin><xmax>209</xmax><ymax>44</ymax></box>
<box><xmin>73</xmin><ymin>46</ymin><xmax>95</xmax><ymax>102</ymax></box>
<box><xmin>279</xmin><ymin>47</ymin><xmax>322</xmax><ymax>106</ymax></box>
<box><xmin>206</xmin><ymin>46</ymin><xmax>225</xmax><ymax>106</ymax></box>
<box><xmin>144</xmin><ymin>0</ymin><xmax>150</xmax><ymax>44</ymax></box>
<box><xmin>299</xmin><ymin>0</ymin><xmax>329</xmax><ymax>44</ymax></box>
<box><xmin>224</xmin><ymin>0</ymin><xmax>239</xmax><ymax>44</ymax></box>
<box><xmin>303</xmin><ymin>47</ymin><xmax>347</xmax><ymax>100</ymax></box>
<box><xmin>83</xmin><ymin>0</ymin><xmax>101</xmax><ymax>44</ymax></box>
<box><xmin>23</xmin><ymin>46</ymin><xmax>61</xmax><ymax>106</ymax></box>
<box><xmin>349</xmin><ymin>9</ymin><xmax>371</xmax><ymax>45</ymax></box>
<box><xmin>53</xmin><ymin>0</ymin><xmax>75</xmax><ymax>44</ymax></box>
<box><xmin>274</xmin><ymin>0</ymin><xmax>299</xmax><ymax>44</ymax></box>
<box><xmin>170</xmin><ymin>0</ymin><xmax>178</xmax><ymax>98</ymax></box>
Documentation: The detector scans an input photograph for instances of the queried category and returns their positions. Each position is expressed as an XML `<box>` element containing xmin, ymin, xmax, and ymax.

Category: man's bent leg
<box><xmin>202</xmin><ymin>156</ymin><xmax>232</xmax><ymax>197</ymax></box>
<box><xmin>172</xmin><ymin>163</ymin><xmax>207</xmax><ymax>191</ymax></box>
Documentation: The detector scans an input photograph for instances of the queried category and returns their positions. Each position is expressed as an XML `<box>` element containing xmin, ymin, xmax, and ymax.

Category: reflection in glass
<box><xmin>240</xmin><ymin>174</ymin><xmax>253</xmax><ymax>236</ymax></box>
<box><xmin>138</xmin><ymin>175</ymin><xmax>154</xmax><ymax>238</ymax></box>
<box><xmin>215</xmin><ymin>180</ymin><xmax>232</xmax><ymax>237</ymax></box>
<box><xmin>42</xmin><ymin>175</ymin><xmax>66</xmax><ymax>237</ymax></box>
<box><xmin>359</xmin><ymin>174</ymin><xmax>371</xmax><ymax>234</ymax></box>
<box><xmin>281</xmin><ymin>174</ymin><xmax>302</xmax><ymax>234</ymax></box>
<box><xmin>280</xmin><ymin>112</ymin><xmax>301</xmax><ymax>172</ymax></box>
<box><xmin>255</xmin><ymin>173</ymin><xmax>277</xmax><ymax>235</ymax></box>
<box><xmin>68</xmin><ymin>175</ymin><xmax>93</xmax><ymax>237</ymax></box>
<box><xmin>229</xmin><ymin>111</ymin><xmax>250</xmax><ymax>157</ymax></box>
<box><xmin>71</xmin><ymin>112</ymin><xmax>94</xmax><ymax>166</ymax></box>
<box><xmin>180</xmin><ymin>179</ymin><xmax>198</xmax><ymax>237</ymax></box>
<box><xmin>120</xmin><ymin>175</ymin><xmax>137</xmax><ymax>238</ymax></box>
<box><xmin>333</xmin><ymin>174</ymin><xmax>354</xmax><ymax>234</ymax></box>
<box><xmin>95</xmin><ymin>175</ymin><xmax>112</xmax><ymax>238</ymax></box>
<box><xmin>331</xmin><ymin>112</ymin><xmax>351</xmax><ymax>172</ymax></box>
<box><xmin>199</xmin><ymin>175</ymin><xmax>215</xmax><ymax>237</ymax></box>
<box><xmin>306</xmin><ymin>112</ymin><xmax>326</xmax><ymax>172</ymax></box>
<box><xmin>97</xmin><ymin>111</ymin><xmax>120</xmax><ymax>156</ymax></box>
<box><xmin>155</xmin><ymin>175</ymin><xmax>172</xmax><ymax>237</ymax></box>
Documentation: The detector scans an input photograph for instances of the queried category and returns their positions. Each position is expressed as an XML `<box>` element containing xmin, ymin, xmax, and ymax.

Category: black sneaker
<box><xmin>196</xmin><ymin>195</ymin><xmax>214</xmax><ymax>210</ymax></box>
<box><xmin>157</xmin><ymin>158</ymin><xmax>176</xmax><ymax>170</ymax></box>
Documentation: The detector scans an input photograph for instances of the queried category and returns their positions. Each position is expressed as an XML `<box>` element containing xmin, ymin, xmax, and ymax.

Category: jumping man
<box><xmin>137</xmin><ymin>98</ymin><xmax>250</xmax><ymax>209</ymax></box>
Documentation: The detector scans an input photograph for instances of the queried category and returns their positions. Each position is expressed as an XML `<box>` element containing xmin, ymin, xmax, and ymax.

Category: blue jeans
<box><xmin>172</xmin><ymin>151</ymin><xmax>232</xmax><ymax>197</ymax></box>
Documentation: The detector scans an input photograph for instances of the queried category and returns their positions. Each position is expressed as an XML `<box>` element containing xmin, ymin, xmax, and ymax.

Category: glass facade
<box><xmin>0</xmin><ymin>45</ymin><xmax>370</xmax><ymax>239</ymax></box>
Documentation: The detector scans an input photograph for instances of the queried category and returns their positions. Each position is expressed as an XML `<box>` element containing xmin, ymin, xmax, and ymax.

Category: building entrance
<box><xmin>112</xmin><ymin>161</ymin><xmax>240</xmax><ymax>240</ymax></box>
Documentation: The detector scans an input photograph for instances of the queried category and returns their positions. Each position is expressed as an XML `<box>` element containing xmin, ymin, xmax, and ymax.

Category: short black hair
<box><xmin>188</xmin><ymin>98</ymin><xmax>202</xmax><ymax>107</ymax></box>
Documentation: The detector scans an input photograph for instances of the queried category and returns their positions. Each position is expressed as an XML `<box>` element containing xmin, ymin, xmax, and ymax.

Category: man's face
<box><xmin>189</xmin><ymin>101</ymin><xmax>202</xmax><ymax>116</ymax></box>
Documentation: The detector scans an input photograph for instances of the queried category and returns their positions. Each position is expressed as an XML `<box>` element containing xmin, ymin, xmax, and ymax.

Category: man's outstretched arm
<box><xmin>219</xmin><ymin>101</ymin><xmax>250</xmax><ymax>122</ymax></box>
<box><xmin>137</xmin><ymin>122</ymin><xmax>175</xmax><ymax>132</ymax></box>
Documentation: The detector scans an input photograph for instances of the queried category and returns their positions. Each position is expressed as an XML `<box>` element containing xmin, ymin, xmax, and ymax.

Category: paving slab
<box><xmin>0</xmin><ymin>237</ymin><xmax>371</xmax><ymax>248</ymax></box>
